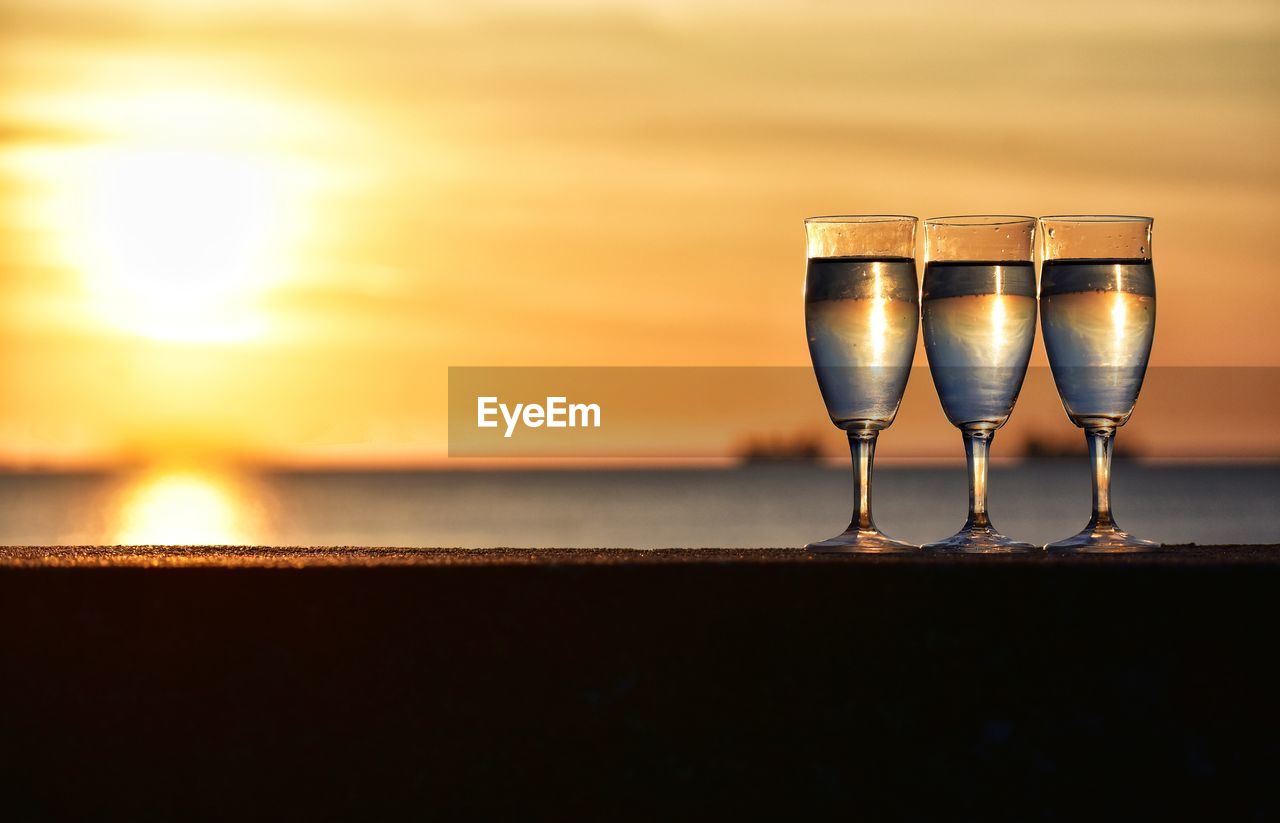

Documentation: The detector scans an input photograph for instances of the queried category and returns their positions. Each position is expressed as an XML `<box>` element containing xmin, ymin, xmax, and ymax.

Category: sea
<box><xmin>0</xmin><ymin>462</ymin><xmax>1276</xmax><ymax>548</ymax></box>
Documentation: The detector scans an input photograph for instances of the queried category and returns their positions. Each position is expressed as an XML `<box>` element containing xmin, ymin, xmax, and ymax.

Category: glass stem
<box><xmin>1086</xmin><ymin>425</ymin><xmax>1116</xmax><ymax>530</ymax></box>
<box><xmin>848</xmin><ymin>430</ymin><xmax>878</xmax><ymax>532</ymax></box>
<box><xmin>963</xmin><ymin>427</ymin><xmax>993</xmax><ymax>531</ymax></box>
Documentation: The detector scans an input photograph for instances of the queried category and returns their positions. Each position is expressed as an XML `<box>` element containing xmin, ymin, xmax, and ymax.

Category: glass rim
<box><xmin>924</xmin><ymin>215</ymin><xmax>1036</xmax><ymax>227</ymax></box>
<box><xmin>804</xmin><ymin>214</ymin><xmax>917</xmax><ymax>224</ymax></box>
<box><xmin>1039</xmin><ymin>214</ymin><xmax>1152</xmax><ymax>224</ymax></box>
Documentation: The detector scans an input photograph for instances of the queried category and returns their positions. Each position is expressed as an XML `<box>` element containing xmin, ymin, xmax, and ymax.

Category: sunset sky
<box><xmin>1</xmin><ymin>0</ymin><xmax>1277</xmax><ymax>468</ymax></box>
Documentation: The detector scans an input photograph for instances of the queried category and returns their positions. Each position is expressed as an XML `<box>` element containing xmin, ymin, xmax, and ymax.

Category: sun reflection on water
<box><xmin>111</xmin><ymin>469</ymin><xmax>263</xmax><ymax>546</ymax></box>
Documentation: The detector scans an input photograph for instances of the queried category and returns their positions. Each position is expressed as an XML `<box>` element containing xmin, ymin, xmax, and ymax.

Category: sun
<box><xmin>71</xmin><ymin>145</ymin><xmax>295</xmax><ymax>342</ymax></box>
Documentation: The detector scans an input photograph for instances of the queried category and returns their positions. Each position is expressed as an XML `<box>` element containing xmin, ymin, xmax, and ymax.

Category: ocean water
<box><xmin>0</xmin><ymin>463</ymin><xmax>1276</xmax><ymax>548</ymax></box>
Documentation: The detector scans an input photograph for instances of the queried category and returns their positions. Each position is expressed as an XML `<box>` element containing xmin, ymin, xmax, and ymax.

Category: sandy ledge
<box><xmin>0</xmin><ymin>544</ymin><xmax>1276</xmax><ymax>568</ymax></box>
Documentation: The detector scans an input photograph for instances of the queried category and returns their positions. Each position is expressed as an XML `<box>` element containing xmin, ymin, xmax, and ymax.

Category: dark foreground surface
<box><xmin>2</xmin><ymin>546</ymin><xmax>1278</xmax><ymax>819</ymax></box>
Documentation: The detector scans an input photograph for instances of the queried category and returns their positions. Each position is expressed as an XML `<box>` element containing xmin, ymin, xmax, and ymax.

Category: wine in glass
<box><xmin>921</xmin><ymin>216</ymin><xmax>1038</xmax><ymax>553</ymax></box>
<box><xmin>1040</xmin><ymin>215</ymin><xmax>1159</xmax><ymax>552</ymax></box>
<box><xmin>804</xmin><ymin>215</ymin><xmax>919</xmax><ymax>553</ymax></box>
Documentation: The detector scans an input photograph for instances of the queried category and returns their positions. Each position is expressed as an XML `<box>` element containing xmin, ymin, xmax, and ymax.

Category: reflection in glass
<box><xmin>921</xmin><ymin>216</ymin><xmax>1038</xmax><ymax>552</ymax></box>
<box><xmin>1041</xmin><ymin>216</ymin><xmax>1159</xmax><ymax>552</ymax></box>
<box><xmin>804</xmin><ymin>216</ymin><xmax>919</xmax><ymax>552</ymax></box>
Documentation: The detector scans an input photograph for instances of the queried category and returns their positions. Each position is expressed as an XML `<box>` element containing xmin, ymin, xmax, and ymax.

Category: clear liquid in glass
<box><xmin>805</xmin><ymin>257</ymin><xmax>919</xmax><ymax>431</ymax></box>
<box><xmin>922</xmin><ymin>261</ymin><xmax>1037</xmax><ymax>428</ymax></box>
<box><xmin>1040</xmin><ymin>259</ymin><xmax>1156</xmax><ymax>427</ymax></box>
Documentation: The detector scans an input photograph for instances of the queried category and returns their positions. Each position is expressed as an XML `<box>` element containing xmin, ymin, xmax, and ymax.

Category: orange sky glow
<box><xmin>0</xmin><ymin>0</ymin><xmax>1277</xmax><ymax>469</ymax></box>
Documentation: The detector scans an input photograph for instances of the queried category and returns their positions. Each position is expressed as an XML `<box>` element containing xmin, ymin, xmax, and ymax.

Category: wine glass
<box><xmin>804</xmin><ymin>215</ymin><xmax>919</xmax><ymax>553</ymax></box>
<box><xmin>920</xmin><ymin>216</ymin><xmax>1039</xmax><ymax>553</ymax></box>
<box><xmin>1040</xmin><ymin>215</ymin><xmax>1160</xmax><ymax>552</ymax></box>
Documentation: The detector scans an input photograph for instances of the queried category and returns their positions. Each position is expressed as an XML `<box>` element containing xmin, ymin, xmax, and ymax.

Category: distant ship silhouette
<box><xmin>1020</xmin><ymin>433</ymin><xmax>1143</xmax><ymax>460</ymax></box>
<box><xmin>736</xmin><ymin>433</ymin><xmax>826</xmax><ymax>464</ymax></box>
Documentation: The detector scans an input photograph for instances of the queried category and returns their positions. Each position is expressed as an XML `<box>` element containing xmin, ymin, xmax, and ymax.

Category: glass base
<box><xmin>922</xmin><ymin>524</ymin><xmax>1039</xmax><ymax>554</ymax></box>
<box><xmin>807</xmin><ymin>527</ymin><xmax>918</xmax><ymax>554</ymax></box>
<box><xmin>1045</xmin><ymin>523</ymin><xmax>1161</xmax><ymax>554</ymax></box>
